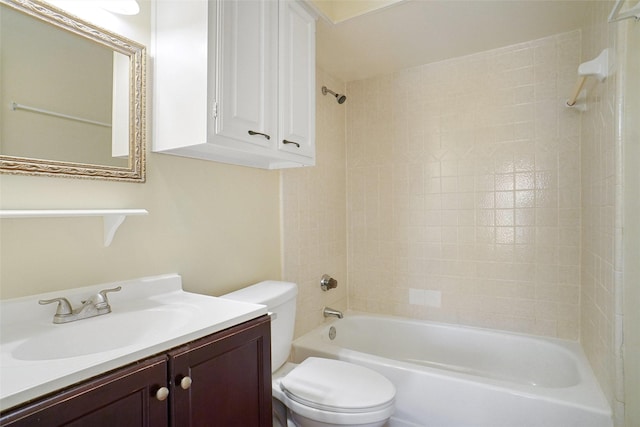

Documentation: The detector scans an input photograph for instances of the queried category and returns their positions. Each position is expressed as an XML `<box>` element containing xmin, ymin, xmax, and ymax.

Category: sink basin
<box><xmin>12</xmin><ymin>308</ymin><xmax>191</xmax><ymax>361</ymax></box>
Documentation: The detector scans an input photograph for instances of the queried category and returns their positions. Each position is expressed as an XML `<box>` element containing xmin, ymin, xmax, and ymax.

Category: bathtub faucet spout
<box><xmin>323</xmin><ymin>307</ymin><xmax>343</xmax><ymax>319</ymax></box>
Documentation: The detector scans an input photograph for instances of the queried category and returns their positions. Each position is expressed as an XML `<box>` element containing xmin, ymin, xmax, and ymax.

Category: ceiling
<box><xmin>314</xmin><ymin>0</ymin><xmax>593</xmax><ymax>82</ymax></box>
<box><xmin>309</xmin><ymin>0</ymin><xmax>406</xmax><ymax>23</ymax></box>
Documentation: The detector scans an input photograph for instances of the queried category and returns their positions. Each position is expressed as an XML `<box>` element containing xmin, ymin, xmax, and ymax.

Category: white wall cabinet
<box><xmin>153</xmin><ymin>0</ymin><xmax>316</xmax><ymax>169</ymax></box>
<box><xmin>278</xmin><ymin>0</ymin><xmax>316</xmax><ymax>159</ymax></box>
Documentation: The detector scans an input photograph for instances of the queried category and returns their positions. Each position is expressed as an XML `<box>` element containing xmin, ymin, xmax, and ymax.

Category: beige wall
<box><xmin>345</xmin><ymin>31</ymin><xmax>582</xmax><ymax>340</ymax></box>
<box><xmin>282</xmin><ymin>68</ymin><xmax>347</xmax><ymax>337</ymax></box>
<box><xmin>622</xmin><ymin>7</ymin><xmax>640</xmax><ymax>426</ymax></box>
<box><xmin>0</xmin><ymin>1</ymin><xmax>281</xmax><ymax>300</ymax></box>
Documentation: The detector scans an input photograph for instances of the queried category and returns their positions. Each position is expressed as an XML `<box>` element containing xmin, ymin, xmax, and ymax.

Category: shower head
<box><xmin>322</xmin><ymin>86</ymin><xmax>347</xmax><ymax>104</ymax></box>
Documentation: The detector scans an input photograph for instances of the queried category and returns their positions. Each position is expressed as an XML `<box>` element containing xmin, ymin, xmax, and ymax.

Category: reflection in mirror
<box><xmin>0</xmin><ymin>0</ymin><xmax>146</xmax><ymax>182</ymax></box>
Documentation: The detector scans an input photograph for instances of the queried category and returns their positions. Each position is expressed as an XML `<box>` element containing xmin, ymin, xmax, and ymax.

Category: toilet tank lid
<box><xmin>221</xmin><ymin>281</ymin><xmax>297</xmax><ymax>307</ymax></box>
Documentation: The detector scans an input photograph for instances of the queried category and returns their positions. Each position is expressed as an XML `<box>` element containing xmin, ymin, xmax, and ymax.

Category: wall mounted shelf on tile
<box><xmin>0</xmin><ymin>209</ymin><xmax>148</xmax><ymax>247</ymax></box>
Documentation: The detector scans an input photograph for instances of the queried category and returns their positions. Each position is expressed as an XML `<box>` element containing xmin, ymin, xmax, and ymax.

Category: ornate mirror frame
<box><xmin>0</xmin><ymin>0</ymin><xmax>146</xmax><ymax>182</ymax></box>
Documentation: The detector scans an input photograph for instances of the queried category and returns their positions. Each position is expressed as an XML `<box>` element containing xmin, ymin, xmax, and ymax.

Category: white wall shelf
<box><xmin>0</xmin><ymin>209</ymin><xmax>148</xmax><ymax>247</ymax></box>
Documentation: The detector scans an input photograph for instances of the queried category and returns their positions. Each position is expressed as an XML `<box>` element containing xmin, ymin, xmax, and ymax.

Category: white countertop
<box><xmin>0</xmin><ymin>274</ymin><xmax>267</xmax><ymax>412</ymax></box>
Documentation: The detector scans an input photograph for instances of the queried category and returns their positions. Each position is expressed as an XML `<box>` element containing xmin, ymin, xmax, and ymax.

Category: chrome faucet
<box><xmin>39</xmin><ymin>286</ymin><xmax>122</xmax><ymax>324</ymax></box>
<box><xmin>323</xmin><ymin>306</ymin><xmax>343</xmax><ymax>319</ymax></box>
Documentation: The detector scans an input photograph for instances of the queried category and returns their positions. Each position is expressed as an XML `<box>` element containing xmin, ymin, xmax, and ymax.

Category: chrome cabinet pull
<box><xmin>248</xmin><ymin>130</ymin><xmax>270</xmax><ymax>140</ymax></box>
<box><xmin>282</xmin><ymin>139</ymin><xmax>300</xmax><ymax>148</ymax></box>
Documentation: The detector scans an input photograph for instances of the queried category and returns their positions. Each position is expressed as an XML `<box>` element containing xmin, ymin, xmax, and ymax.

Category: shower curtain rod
<box><xmin>10</xmin><ymin>101</ymin><xmax>112</xmax><ymax>128</ymax></box>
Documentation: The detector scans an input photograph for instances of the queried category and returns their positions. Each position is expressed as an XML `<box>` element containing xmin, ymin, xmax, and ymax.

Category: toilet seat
<box><xmin>277</xmin><ymin>357</ymin><xmax>395</xmax><ymax>424</ymax></box>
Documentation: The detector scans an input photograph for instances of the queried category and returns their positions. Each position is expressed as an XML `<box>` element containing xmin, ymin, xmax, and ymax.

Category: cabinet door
<box><xmin>0</xmin><ymin>356</ymin><xmax>168</xmax><ymax>427</ymax></box>
<box><xmin>278</xmin><ymin>0</ymin><xmax>316</xmax><ymax>159</ymax></box>
<box><xmin>169</xmin><ymin>316</ymin><xmax>272</xmax><ymax>427</ymax></box>
<box><xmin>215</xmin><ymin>0</ymin><xmax>278</xmax><ymax>148</ymax></box>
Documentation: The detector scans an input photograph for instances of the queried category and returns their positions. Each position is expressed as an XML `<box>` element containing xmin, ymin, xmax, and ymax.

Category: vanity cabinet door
<box><xmin>169</xmin><ymin>315</ymin><xmax>272</xmax><ymax>427</ymax></box>
<box><xmin>0</xmin><ymin>356</ymin><xmax>169</xmax><ymax>427</ymax></box>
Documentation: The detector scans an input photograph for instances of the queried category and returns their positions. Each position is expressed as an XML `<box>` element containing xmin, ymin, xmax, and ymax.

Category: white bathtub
<box><xmin>291</xmin><ymin>313</ymin><xmax>612</xmax><ymax>427</ymax></box>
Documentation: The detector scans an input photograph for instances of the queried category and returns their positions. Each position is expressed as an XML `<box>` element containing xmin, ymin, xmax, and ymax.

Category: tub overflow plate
<box><xmin>329</xmin><ymin>326</ymin><xmax>336</xmax><ymax>340</ymax></box>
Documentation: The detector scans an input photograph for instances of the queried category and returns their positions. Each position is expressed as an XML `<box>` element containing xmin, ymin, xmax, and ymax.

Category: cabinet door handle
<box><xmin>180</xmin><ymin>376</ymin><xmax>193</xmax><ymax>390</ymax></box>
<box><xmin>155</xmin><ymin>387</ymin><xmax>170</xmax><ymax>401</ymax></box>
<box><xmin>282</xmin><ymin>139</ymin><xmax>300</xmax><ymax>148</ymax></box>
<box><xmin>248</xmin><ymin>130</ymin><xmax>271</xmax><ymax>140</ymax></box>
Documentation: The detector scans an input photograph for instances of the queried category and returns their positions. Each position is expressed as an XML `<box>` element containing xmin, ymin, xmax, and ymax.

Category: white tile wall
<box><xmin>580</xmin><ymin>0</ymin><xmax>624</xmax><ymax>421</ymax></box>
<box><xmin>346</xmin><ymin>31</ymin><xmax>583</xmax><ymax>339</ymax></box>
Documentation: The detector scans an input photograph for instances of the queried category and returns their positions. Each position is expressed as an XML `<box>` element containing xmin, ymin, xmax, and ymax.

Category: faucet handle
<box><xmin>320</xmin><ymin>274</ymin><xmax>338</xmax><ymax>291</ymax></box>
<box><xmin>92</xmin><ymin>286</ymin><xmax>122</xmax><ymax>308</ymax></box>
<box><xmin>39</xmin><ymin>297</ymin><xmax>73</xmax><ymax>315</ymax></box>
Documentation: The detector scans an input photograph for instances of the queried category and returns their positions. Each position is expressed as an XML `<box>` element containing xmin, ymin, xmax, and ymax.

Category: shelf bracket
<box><xmin>103</xmin><ymin>214</ymin><xmax>128</xmax><ymax>247</ymax></box>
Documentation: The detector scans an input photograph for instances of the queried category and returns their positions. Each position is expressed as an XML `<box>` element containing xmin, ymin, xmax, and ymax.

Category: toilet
<box><xmin>222</xmin><ymin>281</ymin><xmax>396</xmax><ymax>427</ymax></box>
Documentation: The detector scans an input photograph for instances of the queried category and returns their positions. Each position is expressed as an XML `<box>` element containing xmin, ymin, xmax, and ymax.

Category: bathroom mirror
<box><xmin>0</xmin><ymin>0</ymin><xmax>146</xmax><ymax>182</ymax></box>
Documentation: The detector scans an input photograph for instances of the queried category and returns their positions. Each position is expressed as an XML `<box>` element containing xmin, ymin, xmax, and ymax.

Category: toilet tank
<box><xmin>221</xmin><ymin>281</ymin><xmax>297</xmax><ymax>372</ymax></box>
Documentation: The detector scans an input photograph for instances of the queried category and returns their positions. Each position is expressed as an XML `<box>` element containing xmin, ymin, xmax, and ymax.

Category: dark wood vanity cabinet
<box><xmin>0</xmin><ymin>316</ymin><xmax>272</xmax><ymax>427</ymax></box>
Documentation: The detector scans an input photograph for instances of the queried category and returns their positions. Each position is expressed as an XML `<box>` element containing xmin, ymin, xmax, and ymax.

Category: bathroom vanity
<box><xmin>0</xmin><ymin>316</ymin><xmax>271</xmax><ymax>426</ymax></box>
<box><xmin>0</xmin><ymin>275</ymin><xmax>272</xmax><ymax>426</ymax></box>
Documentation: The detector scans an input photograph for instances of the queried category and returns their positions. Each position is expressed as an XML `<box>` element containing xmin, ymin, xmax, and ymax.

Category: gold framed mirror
<box><xmin>0</xmin><ymin>0</ymin><xmax>146</xmax><ymax>182</ymax></box>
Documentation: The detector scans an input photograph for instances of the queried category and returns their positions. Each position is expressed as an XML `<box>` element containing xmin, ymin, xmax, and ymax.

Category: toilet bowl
<box><xmin>222</xmin><ymin>281</ymin><xmax>396</xmax><ymax>427</ymax></box>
